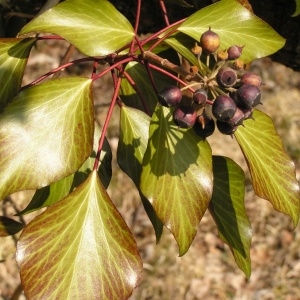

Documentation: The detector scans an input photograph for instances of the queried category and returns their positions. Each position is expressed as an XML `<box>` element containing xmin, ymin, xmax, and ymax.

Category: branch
<box><xmin>142</xmin><ymin>51</ymin><xmax>193</xmax><ymax>79</ymax></box>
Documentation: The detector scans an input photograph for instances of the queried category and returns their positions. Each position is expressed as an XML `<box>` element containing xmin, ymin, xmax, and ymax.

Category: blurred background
<box><xmin>0</xmin><ymin>1</ymin><xmax>300</xmax><ymax>299</ymax></box>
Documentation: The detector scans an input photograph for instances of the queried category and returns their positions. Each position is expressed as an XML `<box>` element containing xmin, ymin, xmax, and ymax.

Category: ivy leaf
<box><xmin>292</xmin><ymin>0</ymin><xmax>300</xmax><ymax>16</ymax></box>
<box><xmin>0</xmin><ymin>38</ymin><xmax>36</xmax><ymax>110</ymax></box>
<box><xmin>19</xmin><ymin>0</ymin><xmax>134</xmax><ymax>56</ymax></box>
<box><xmin>0</xmin><ymin>77</ymin><xmax>94</xmax><ymax>201</ymax></box>
<box><xmin>178</xmin><ymin>0</ymin><xmax>285</xmax><ymax>62</ymax></box>
<box><xmin>235</xmin><ymin>110</ymin><xmax>300</xmax><ymax>227</ymax></box>
<box><xmin>0</xmin><ymin>216</ymin><xmax>24</xmax><ymax>236</ymax></box>
<box><xmin>210</xmin><ymin>156</ymin><xmax>251</xmax><ymax>278</ymax></box>
<box><xmin>140</xmin><ymin>105</ymin><xmax>213</xmax><ymax>255</ymax></box>
<box><xmin>16</xmin><ymin>170</ymin><xmax>142</xmax><ymax>300</ymax></box>
<box><xmin>17</xmin><ymin>124</ymin><xmax>112</xmax><ymax>215</ymax></box>
<box><xmin>117</xmin><ymin>105</ymin><xmax>163</xmax><ymax>241</ymax></box>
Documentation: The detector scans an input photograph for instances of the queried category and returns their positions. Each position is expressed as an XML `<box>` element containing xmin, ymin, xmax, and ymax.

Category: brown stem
<box><xmin>142</xmin><ymin>51</ymin><xmax>192</xmax><ymax>79</ymax></box>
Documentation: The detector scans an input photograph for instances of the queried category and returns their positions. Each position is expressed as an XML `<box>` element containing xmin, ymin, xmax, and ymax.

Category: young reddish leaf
<box><xmin>209</xmin><ymin>156</ymin><xmax>251</xmax><ymax>278</ymax></box>
<box><xmin>0</xmin><ymin>77</ymin><xmax>94</xmax><ymax>201</ymax></box>
<box><xmin>117</xmin><ymin>105</ymin><xmax>163</xmax><ymax>242</ymax></box>
<box><xmin>178</xmin><ymin>0</ymin><xmax>285</xmax><ymax>62</ymax></box>
<box><xmin>140</xmin><ymin>105</ymin><xmax>213</xmax><ymax>255</ymax></box>
<box><xmin>16</xmin><ymin>170</ymin><xmax>142</xmax><ymax>300</ymax></box>
<box><xmin>0</xmin><ymin>38</ymin><xmax>36</xmax><ymax>109</ymax></box>
<box><xmin>235</xmin><ymin>110</ymin><xmax>300</xmax><ymax>227</ymax></box>
<box><xmin>19</xmin><ymin>0</ymin><xmax>134</xmax><ymax>56</ymax></box>
<box><xmin>17</xmin><ymin>124</ymin><xmax>111</xmax><ymax>215</ymax></box>
<box><xmin>0</xmin><ymin>216</ymin><xmax>24</xmax><ymax>236</ymax></box>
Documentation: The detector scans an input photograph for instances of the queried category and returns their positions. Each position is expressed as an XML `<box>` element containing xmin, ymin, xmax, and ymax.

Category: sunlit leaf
<box><xmin>18</xmin><ymin>124</ymin><xmax>112</xmax><ymax>214</ymax></box>
<box><xmin>19</xmin><ymin>0</ymin><xmax>134</xmax><ymax>56</ymax></box>
<box><xmin>0</xmin><ymin>216</ymin><xmax>24</xmax><ymax>236</ymax></box>
<box><xmin>16</xmin><ymin>170</ymin><xmax>142</xmax><ymax>300</ymax></box>
<box><xmin>140</xmin><ymin>105</ymin><xmax>213</xmax><ymax>255</ymax></box>
<box><xmin>178</xmin><ymin>0</ymin><xmax>285</xmax><ymax>62</ymax></box>
<box><xmin>235</xmin><ymin>110</ymin><xmax>300</xmax><ymax>227</ymax></box>
<box><xmin>0</xmin><ymin>77</ymin><xmax>94</xmax><ymax>201</ymax></box>
<box><xmin>210</xmin><ymin>156</ymin><xmax>251</xmax><ymax>278</ymax></box>
<box><xmin>0</xmin><ymin>38</ymin><xmax>36</xmax><ymax>109</ymax></box>
<box><xmin>292</xmin><ymin>0</ymin><xmax>300</xmax><ymax>16</ymax></box>
<box><xmin>117</xmin><ymin>105</ymin><xmax>163</xmax><ymax>241</ymax></box>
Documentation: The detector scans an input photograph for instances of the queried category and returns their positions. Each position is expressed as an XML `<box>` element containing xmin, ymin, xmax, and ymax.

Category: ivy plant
<box><xmin>0</xmin><ymin>0</ymin><xmax>299</xmax><ymax>299</ymax></box>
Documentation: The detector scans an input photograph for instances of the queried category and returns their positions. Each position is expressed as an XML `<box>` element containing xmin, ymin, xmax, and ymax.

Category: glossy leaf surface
<box><xmin>0</xmin><ymin>216</ymin><xmax>24</xmax><ymax>236</ymax></box>
<box><xmin>178</xmin><ymin>0</ymin><xmax>285</xmax><ymax>62</ymax></box>
<box><xmin>0</xmin><ymin>38</ymin><xmax>36</xmax><ymax>109</ymax></box>
<box><xmin>16</xmin><ymin>170</ymin><xmax>142</xmax><ymax>300</ymax></box>
<box><xmin>19</xmin><ymin>0</ymin><xmax>134</xmax><ymax>56</ymax></box>
<box><xmin>140</xmin><ymin>105</ymin><xmax>213</xmax><ymax>255</ymax></box>
<box><xmin>18</xmin><ymin>124</ymin><xmax>112</xmax><ymax>214</ymax></box>
<box><xmin>117</xmin><ymin>105</ymin><xmax>163</xmax><ymax>241</ymax></box>
<box><xmin>235</xmin><ymin>110</ymin><xmax>300</xmax><ymax>227</ymax></box>
<box><xmin>210</xmin><ymin>156</ymin><xmax>251</xmax><ymax>278</ymax></box>
<box><xmin>0</xmin><ymin>77</ymin><xmax>94</xmax><ymax>201</ymax></box>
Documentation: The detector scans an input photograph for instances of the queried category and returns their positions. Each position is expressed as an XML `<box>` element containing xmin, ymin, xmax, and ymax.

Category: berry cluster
<box><xmin>157</xmin><ymin>27</ymin><xmax>263</xmax><ymax>138</ymax></box>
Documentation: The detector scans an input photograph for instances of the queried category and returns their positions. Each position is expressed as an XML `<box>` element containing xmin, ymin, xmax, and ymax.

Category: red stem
<box><xmin>159</xmin><ymin>0</ymin><xmax>170</xmax><ymax>26</ymax></box>
<box><xmin>92</xmin><ymin>57</ymin><xmax>134</xmax><ymax>81</ymax></box>
<box><xmin>135</xmin><ymin>19</ymin><xmax>185</xmax><ymax>51</ymax></box>
<box><xmin>129</xmin><ymin>0</ymin><xmax>141</xmax><ymax>53</ymax></box>
<box><xmin>93</xmin><ymin>71</ymin><xmax>123</xmax><ymax>171</ymax></box>
<box><xmin>122</xmin><ymin>70</ymin><xmax>151</xmax><ymax>115</ymax></box>
<box><xmin>144</xmin><ymin>61</ymin><xmax>159</xmax><ymax>95</ymax></box>
<box><xmin>147</xmin><ymin>63</ymin><xmax>191</xmax><ymax>90</ymax></box>
<box><xmin>21</xmin><ymin>57</ymin><xmax>96</xmax><ymax>90</ymax></box>
<box><xmin>146</xmin><ymin>26</ymin><xmax>179</xmax><ymax>52</ymax></box>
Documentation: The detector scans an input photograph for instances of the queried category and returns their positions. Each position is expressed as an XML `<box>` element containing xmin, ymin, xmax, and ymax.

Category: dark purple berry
<box><xmin>173</xmin><ymin>106</ymin><xmax>197</xmax><ymax>128</ymax></box>
<box><xmin>216</xmin><ymin>67</ymin><xmax>237</xmax><ymax>88</ymax></box>
<box><xmin>236</xmin><ymin>84</ymin><xmax>261</xmax><ymax>108</ymax></box>
<box><xmin>193</xmin><ymin>114</ymin><xmax>215</xmax><ymax>138</ymax></box>
<box><xmin>240</xmin><ymin>73</ymin><xmax>262</xmax><ymax>87</ymax></box>
<box><xmin>212</xmin><ymin>95</ymin><xmax>237</xmax><ymax>121</ymax></box>
<box><xmin>157</xmin><ymin>85</ymin><xmax>182</xmax><ymax>107</ymax></box>
<box><xmin>241</xmin><ymin>107</ymin><xmax>254</xmax><ymax>120</ymax></box>
<box><xmin>200</xmin><ymin>27</ymin><xmax>220</xmax><ymax>54</ymax></box>
<box><xmin>227</xmin><ymin>107</ymin><xmax>245</xmax><ymax>126</ymax></box>
<box><xmin>227</xmin><ymin>45</ymin><xmax>244</xmax><ymax>60</ymax></box>
<box><xmin>216</xmin><ymin>120</ymin><xmax>237</xmax><ymax>135</ymax></box>
<box><xmin>193</xmin><ymin>89</ymin><xmax>207</xmax><ymax>107</ymax></box>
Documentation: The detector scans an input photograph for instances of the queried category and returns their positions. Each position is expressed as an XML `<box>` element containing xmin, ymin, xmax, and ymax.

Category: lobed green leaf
<box><xmin>0</xmin><ymin>77</ymin><xmax>94</xmax><ymax>201</ymax></box>
<box><xmin>117</xmin><ymin>105</ymin><xmax>163</xmax><ymax>241</ymax></box>
<box><xmin>16</xmin><ymin>170</ymin><xmax>143</xmax><ymax>300</ymax></box>
<box><xmin>19</xmin><ymin>0</ymin><xmax>134</xmax><ymax>56</ymax></box>
<box><xmin>0</xmin><ymin>38</ymin><xmax>36</xmax><ymax>110</ymax></box>
<box><xmin>235</xmin><ymin>110</ymin><xmax>300</xmax><ymax>227</ymax></box>
<box><xmin>178</xmin><ymin>0</ymin><xmax>285</xmax><ymax>62</ymax></box>
<box><xmin>210</xmin><ymin>156</ymin><xmax>251</xmax><ymax>278</ymax></box>
<box><xmin>140</xmin><ymin>105</ymin><xmax>213</xmax><ymax>255</ymax></box>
